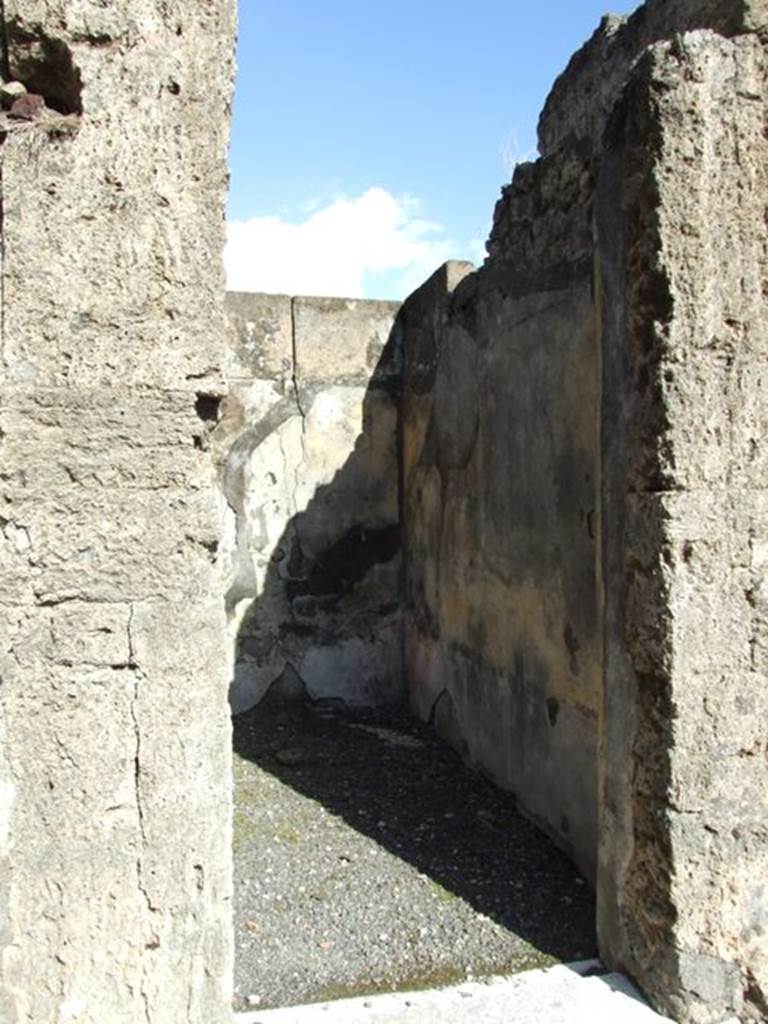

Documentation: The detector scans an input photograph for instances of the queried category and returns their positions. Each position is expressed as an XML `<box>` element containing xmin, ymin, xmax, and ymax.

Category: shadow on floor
<box><xmin>232</xmin><ymin>694</ymin><xmax>596</xmax><ymax>1008</ymax></box>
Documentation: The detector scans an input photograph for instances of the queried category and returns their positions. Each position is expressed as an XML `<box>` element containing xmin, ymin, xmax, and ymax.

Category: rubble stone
<box><xmin>8</xmin><ymin>93</ymin><xmax>45</xmax><ymax>119</ymax></box>
<box><xmin>0</xmin><ymin>81</ymin><xmax>27</xmax><ymax>107</ymax></box>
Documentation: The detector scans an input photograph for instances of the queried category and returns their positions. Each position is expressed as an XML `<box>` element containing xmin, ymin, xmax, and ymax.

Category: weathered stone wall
<box><xmin>216</xmin><ymin>293</ymin><xmax>402</xmax><ymax>714</ymax></box>
<box><xmin>0</xmin><ymin>4</ymin><xmax>236</xmax><ymax>1022</ymax></box>
<box><xmin>536</xmin><ymin>0</ymin><xmax>768</xmax><ymax>162</ymax></box>
<box><xmin>0</xmin><ymin>1</ymin><xmax>765</xmax><ymax>1022</ymax></box>
<box><xmin>401</xmin><ymin>1</ymin><xmax>767</xmax><ymax>1020</ymax></box>
<box><xmin>594</xmin><ymin>16</ymin><xmax>768</xmax><ymax>1024</ymax></box>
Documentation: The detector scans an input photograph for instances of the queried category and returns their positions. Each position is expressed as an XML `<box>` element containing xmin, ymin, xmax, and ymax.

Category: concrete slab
<box><xmin>234</xmin><ymin>961</ymin><xmax>675</xmax><ymax>1024</ymax></box>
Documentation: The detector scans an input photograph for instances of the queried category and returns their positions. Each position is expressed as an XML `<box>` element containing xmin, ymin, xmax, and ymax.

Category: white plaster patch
<box><xmin>0</xmin><ymin>781</ymin><xmax>15</xmax><ymax>858</ymax></box>
<box><xmin>3</xmin><ymin>521</ymin><xmax>31</xmax><ymax>553</ymax></box>
<box><xmin>308</xmin><ymin>389</ymin><xmax>352</xmax><ymax>430</ymax></box>
<box><xmin>59</xmin><ymin>997</ymin><xmax>86</xmax><ymax>1023</ymax></box>
<box><xmin>751</xmin><ymin>538</ymin><xmax>768</xmax><ymax>570</ymax></box>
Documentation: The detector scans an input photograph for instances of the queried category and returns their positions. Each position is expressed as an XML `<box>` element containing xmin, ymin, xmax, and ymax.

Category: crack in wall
<box><xmin>289</xmin><ymin>298</ymin><xmax>307</xmax><ymax>431</ymax></box>
<box><xmin>288</xmin><ymin>300</ymin><xmax>308</xmax><ymax>524</ymax></box>
<box><xmin>427</xmin><ymin>687</ymin><xmax>449</xmax><ymax>726</ymax></box>
<box><xmin>128</xmin><ymin>605</ymin><xmax>153</xmax><ymax>907</ymax></box>
<box><xmin>126</xmin><ymin>604</ymin><xmax>156</xmax><ymax>1024</ymax></box>
<box><xmin>220</xmin><ymin>300</ymin><xmax>315</xmax><ymax>620</ymax></box>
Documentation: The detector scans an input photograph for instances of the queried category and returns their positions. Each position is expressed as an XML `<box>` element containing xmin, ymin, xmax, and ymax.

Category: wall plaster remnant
<box><xmin>216</xmin><ymin>293</ymin><xmax>403</xmax><ymax>713</ymax></box>
<box><xmin>0</xmin><ymin>3</ymin><xmax>236</xmax><ymax>1023</ymax></box>
<box><xmin>400</xmin><ymin>246</ymin><xmax>601</xmax><ymax>886</ymax></box>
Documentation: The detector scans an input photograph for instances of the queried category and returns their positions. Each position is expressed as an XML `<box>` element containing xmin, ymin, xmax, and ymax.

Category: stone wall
<box><xmin>216</xmin><ymin>293</ymin><xmax>402</xmax><ymax>714</ymax></box>
<box><xmin>594</xmin><ymin>15</ymin><xmax>768</xmax><ymax>1024</ymax></box>
<box><xmin>0</xmin><ymin>4</ymin><xmax>236</xmax><ymax>1023</ymax></box>
<box><xmin>400</xmin><ymin>253</ymin><xmax>602</xmax><ymax>883</ymax></box>
<box><xmin>0</xmin><ymin>2</ymin><xmax>765</xmax><ymax>1022</ymax></box>
<box><xmin>401</xmin><ymin>1</ymin><xmax>768</xmax><ymax>1020</ymax></box>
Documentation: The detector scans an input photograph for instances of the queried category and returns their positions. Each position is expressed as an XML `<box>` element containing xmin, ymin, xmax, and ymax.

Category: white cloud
<box><xmin>225</xmin><ymin>188</ymin><xmax>459</xmax><ymax>300</ymax></box>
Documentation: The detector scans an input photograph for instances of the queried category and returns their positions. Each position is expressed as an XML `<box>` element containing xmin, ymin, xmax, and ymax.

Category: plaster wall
<box><xmin>216</xmin><ymin>293</ymin><xmax>403</xmax><ymax>714</ymax></box>
<box><xmin>0</xmin><ymin>4</ymin><xmax>236</xmax><ymax>1022</ymax></box>
<box><xmin>400</xmin><ymin>250</ymin><xmax>601</xmax><ymax>883</ymax></box>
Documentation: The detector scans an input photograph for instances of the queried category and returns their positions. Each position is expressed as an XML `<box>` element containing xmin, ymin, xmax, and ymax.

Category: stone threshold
<box><xmin>234</xmin><ymin>960</ymin><xmax>682</xmax><ymax>1023</ymax></box>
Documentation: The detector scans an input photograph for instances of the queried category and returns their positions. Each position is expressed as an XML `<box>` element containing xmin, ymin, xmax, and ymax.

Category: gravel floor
<box><xmin>232</xmin><ymin>695</ymin><xmax>596</xmax><ymax>1012</ymax></box>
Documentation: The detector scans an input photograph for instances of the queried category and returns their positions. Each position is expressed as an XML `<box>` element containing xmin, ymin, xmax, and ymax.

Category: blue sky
<box><xmin>226</xmin><ymin>0</ymin><xmax>638</xmax><ymax>299</ymax></box>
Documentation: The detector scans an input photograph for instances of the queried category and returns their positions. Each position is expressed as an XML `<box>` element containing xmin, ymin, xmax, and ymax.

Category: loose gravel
<box><xmin>232</xmin><ymin>696</ymin><xmax>596</xmax><ymax>1012</ymax></box>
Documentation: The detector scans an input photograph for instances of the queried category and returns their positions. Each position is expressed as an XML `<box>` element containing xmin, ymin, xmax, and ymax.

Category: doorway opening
<box><xmin>216</xmin><ymin>289</ymin><xmax>599</xmax><ymax>1013</ymax></box>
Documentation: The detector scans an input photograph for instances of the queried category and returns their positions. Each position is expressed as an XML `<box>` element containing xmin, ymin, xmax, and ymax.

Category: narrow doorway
<box><xmin>216</xmin><ymin>290</ymin><xmax>597</xmax><ymax>1014</ymax></box>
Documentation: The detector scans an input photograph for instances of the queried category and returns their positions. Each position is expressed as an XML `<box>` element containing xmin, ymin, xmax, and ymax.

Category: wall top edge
<box><xmin>225</xmin><ymin>291</ymin><xmax>402</xmax><ymax>312</ymax></box>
